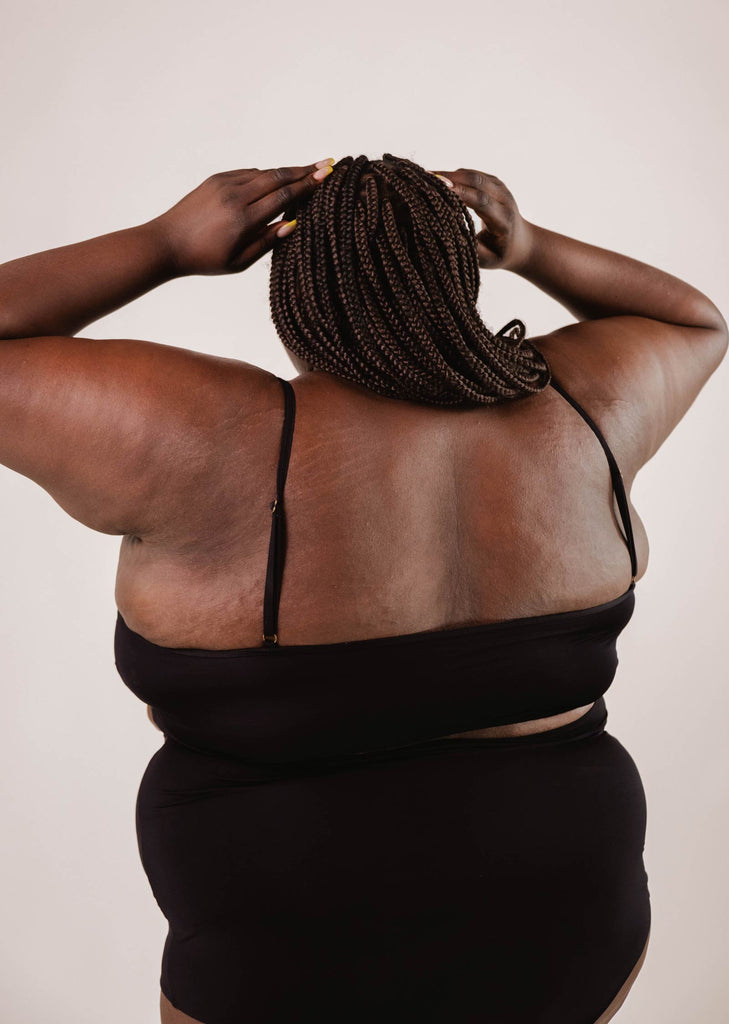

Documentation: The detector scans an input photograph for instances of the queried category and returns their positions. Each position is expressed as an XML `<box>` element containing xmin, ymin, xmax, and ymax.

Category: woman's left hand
<box><xmin>152</xmin><ymin>160</ymin><xmax>334</xmax><ymax>276</ymax></box>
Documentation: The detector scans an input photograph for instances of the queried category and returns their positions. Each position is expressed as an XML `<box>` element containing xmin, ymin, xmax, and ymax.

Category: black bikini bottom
<box><xmin>135</xmin><ymin>697</ymin><xmax>651</xmax><ymax>1023</ymax></box>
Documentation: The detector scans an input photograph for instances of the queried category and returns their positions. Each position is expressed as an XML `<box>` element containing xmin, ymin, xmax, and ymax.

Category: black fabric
<box><xmin>115</xmin><ymin>374</ymin><xmax>650</xmax><ymax>1023</ymax></box>
<box><xmin>262</xmin><ymin>377</ymin><xmax>296</xmax><ymax>646</ymax></box>
<box><xmin>116</xmin><ymin>586</ymin><xmax>635</xmax><ymax>764</ymax></box>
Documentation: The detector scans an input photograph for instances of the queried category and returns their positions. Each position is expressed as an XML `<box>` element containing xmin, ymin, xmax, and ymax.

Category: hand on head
<box><xmin>427</xmin><ymin>167</ymin><xmax>534</xmax><ymax>271</ymax></box>
<box><xmin>152</xmin><ymin>159</ymin><xmax>336</xmax><ymax>276</ymax></box>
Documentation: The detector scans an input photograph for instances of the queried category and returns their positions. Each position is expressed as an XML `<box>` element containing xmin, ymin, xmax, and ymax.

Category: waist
<box><xmin>119</xmin><ymin>613</ymin><xmax>627</xmax><ymax>762</ymax></box>
<box><xmin>442</xmin><ymin>701</ymin><xmax>597</xmax><ymax>740</ymax></box>
<box><xmin>156</xmin><ymin>697</ymin><xmax>609</xmax><ymax>781</ymax></box>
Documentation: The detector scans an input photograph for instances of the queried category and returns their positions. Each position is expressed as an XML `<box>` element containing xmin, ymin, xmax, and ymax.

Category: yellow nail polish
<box><xmin>276</xmin><ymin>218</ymin><xmax>297</xmax><ymax>238</ymax></box>
<box><xmin>315</xmin><ymin>157</ymin><xmax>335</xmax><ymax>168</ymax></box>
<box><xmin>313</xmin><ymin>164</ymin><xmax>334</xmax><ymax>180</ymax></box>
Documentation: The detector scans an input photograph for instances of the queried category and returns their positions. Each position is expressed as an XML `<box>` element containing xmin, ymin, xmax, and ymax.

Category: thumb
<box><xmin>475</xmin><ymin>229</ymin><xmax>501</xmax><ymax>270</ymax></box>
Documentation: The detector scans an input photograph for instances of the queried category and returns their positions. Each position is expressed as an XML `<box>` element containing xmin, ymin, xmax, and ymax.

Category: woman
<box><xmin>1</xmin><ymin>153</ymin><xmax>725</xmax><ymax>1024</ymax></box>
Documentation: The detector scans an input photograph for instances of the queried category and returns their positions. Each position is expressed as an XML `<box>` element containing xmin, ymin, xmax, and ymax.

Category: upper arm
<box><xmin>0</xmin><ymin>335</ymin><xmax>263</xmax><ymax>536</ymax></box>
<box><xmin>531</xmin><ymin>314</ymin><xmax>728</xmax><ymax>476</ymax></box>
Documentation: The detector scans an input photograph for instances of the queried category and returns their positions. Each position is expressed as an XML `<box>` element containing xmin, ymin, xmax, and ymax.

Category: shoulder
<box><xmin>528</xmin><ymin>316</ymin><xmax>727</xmax><ymax>482</ymax></box>
<box><xmin>528</xmin><ymin>323</ymin><xmax>644</xmax><ymax>484</ymax></box>
<box><xmin>0</xmin><ymin>331</ymin><xmax>283</xmax><ymax>537</ymax></box>
<box><xmin>111</xmin><ymin>344</ymin><xmax>284</xmax><ymax>467</ymax></box>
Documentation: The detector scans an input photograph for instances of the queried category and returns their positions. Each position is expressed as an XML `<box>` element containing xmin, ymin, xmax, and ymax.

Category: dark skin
<box><xmin>0</xmin><ymin>160</ymin><xmax>725</xmax><ymax>1024</ymax></box>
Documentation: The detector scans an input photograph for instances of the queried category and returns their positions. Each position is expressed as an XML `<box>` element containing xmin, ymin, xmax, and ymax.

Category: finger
<box><xmin>428</xmin><ymin>173</ymin><xmax>487</xmax><ymax>211</ymax></box>
<box><xmin>238</xmin><ymin>161</ymin><xmax>328</xmax><ymax>194</ymax></box>
<box><xmin>430</xmin><ymin>173</ymin><xmax>456</xmax><ymax>188</ymax></box>
<box><xmin>431</xmin><ymin>168</ymin><xmax>500</xmax><ymax>188</ymax></box>
<box><xmin>216</xmin><ymin>168</ymin><xmax>261</xmax><ymax>178</ymax></box>
<box><xmin>428</xmin><ymin>170</ymin><xmax>460</xmax><ymax>185</ymax></box>
<box><xmin>437</xmin><ymin>179</ymin><xmax>504</xmax><ymax>227</ymax></box>
<box><xmin>245</xmin><ymin>165</ymin><xmax>333</xmax><ymax>229</ymax></box>
<box><xmin>428</xmin><ymin>170</ymin><xmax>456</xmax><ymax>184</ymax></box>
<box><xmin>228</xmin><ymin>217</ymin><xmax>295</xmax><ymax>273</ymax></box>
<box><xmin>447</xmin><ymin>180</ymin><xmax>491</xmax><ymax>211</ymax></box>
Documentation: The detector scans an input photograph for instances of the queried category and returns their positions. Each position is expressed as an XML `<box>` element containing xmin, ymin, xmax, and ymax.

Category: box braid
<box><xmin>269</xmin><ymin>153</ymin><xmax>552</xmax><ymax>406</ymax></box>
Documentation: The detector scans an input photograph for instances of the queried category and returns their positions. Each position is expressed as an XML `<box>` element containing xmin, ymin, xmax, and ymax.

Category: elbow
<box><xmin>695</xmin><ymin>301</ymin><xmax>728</xmax><ymax>368</ymax></box>
<box><xmin>698</xmin><ymin>301</ymin><xmax>728</xmax><ymax>337</ymax></box>
<box><xmin>703</xmin><ymin>315</ymin><xmax>729</xmax><ymax>375</ymax></box>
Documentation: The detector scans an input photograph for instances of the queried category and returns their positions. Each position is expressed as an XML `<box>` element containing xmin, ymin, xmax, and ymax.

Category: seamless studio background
<box><xmin>0</xmin><ymin>1</ymin><xmax>727</xmax><ymax>1021</ymax></box>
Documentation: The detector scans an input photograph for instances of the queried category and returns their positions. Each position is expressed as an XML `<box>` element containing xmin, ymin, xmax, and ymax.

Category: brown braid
<box><xmin>269</xmin><ymin>153</ymin><xmax>552</xmax><ymax>406</ymax></box>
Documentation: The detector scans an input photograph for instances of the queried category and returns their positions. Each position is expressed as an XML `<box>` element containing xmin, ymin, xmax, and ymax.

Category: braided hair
<box><xmin>269</xmin><ymin>153</ymin><xmax>551</xmax><ymax>406</ymax></box>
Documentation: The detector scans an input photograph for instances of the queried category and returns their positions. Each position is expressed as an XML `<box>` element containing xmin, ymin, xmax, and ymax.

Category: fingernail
<box><xmin>435</xmin><ymin>174</ymin><xmax>454</xmax><ymax>188</ymax></box>
<box><xmin>276</xmin><ymin>218</ymin><xmax>297</xmax><ymax>238</ymax></box>
<box><xmin>315</xmin><ymin>157</ymin><xmax>335</xmax><ymax>168</ymax></box>
<box><xmin>313</xmin><ymin>164</ymin><xmax>334</xmax><ymax>180</ymax></box>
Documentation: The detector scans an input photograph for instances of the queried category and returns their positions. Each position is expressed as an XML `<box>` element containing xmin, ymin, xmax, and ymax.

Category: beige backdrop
<box><xmin>0</xmin><ymin>1</ymin><xmax>727</xmax><ymax>1021</ymax></box>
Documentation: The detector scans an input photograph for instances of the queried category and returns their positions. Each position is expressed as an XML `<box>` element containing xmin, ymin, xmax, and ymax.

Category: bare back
<box><xmin>112</xmin><ymin>310</ymin><xmax>729</xmax><ymax>745</ymax></box>
<box><xmin>115</xmin><ymin>342</ymin><xmax>648</xmax><ymax>654</ymax></box>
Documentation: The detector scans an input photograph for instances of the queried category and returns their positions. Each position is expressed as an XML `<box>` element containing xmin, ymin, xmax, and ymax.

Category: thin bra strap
<box><xmin>262</xmin><ymin>377</ymin><xmax>296</xmax><ymax>647</ymax></box>
<box><xmin>549</xmin><ymin>376</ymin><xmax>638</xmax><ymax>583</ymax></box>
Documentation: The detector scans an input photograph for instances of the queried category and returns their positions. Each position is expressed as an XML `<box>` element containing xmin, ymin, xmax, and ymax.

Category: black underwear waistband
<box><xmin>159</xmin><ymin>697</ymin><xmax>609</xmax><ymax>784</ymax></box>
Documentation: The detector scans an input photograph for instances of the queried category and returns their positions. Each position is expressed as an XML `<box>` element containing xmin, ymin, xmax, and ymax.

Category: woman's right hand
<box><xmin>429</xmin><ymin>167</ymin><xmax>535</xmax><ymax>272</ymax></box>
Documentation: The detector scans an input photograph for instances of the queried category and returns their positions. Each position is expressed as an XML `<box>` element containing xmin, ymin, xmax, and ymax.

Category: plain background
<box><xmin>0</xmin><ymin>1</ymin><xmax>727</xmax><ymax>1021</ymax></box>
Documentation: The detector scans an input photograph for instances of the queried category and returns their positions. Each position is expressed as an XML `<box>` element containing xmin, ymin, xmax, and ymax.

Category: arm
<box><xmin>429</xmin><ymin>167</ymin><xmax>725</xmax><ymax>332</ymax></box>
<box><xmin>430</xmin><ymin>166</ymin><xmax>727</xmax><ymax>475</ymax></box>
<box><xmin>509</xmin><ymin>221</ymin><xmax>726</xmax><ymax>332</ymax></box>
<box><xmin>508</xmin><ymin>215</ymin><xmax>728</xmax><ymax>472</ymax></box>
<box><xmin>0</xmin><ymin>221</ymin><xmax>177</xmax><ymax>339</ymax></box>
<box><xmin>0</xmin><ymin>159</ymin><xmax>333</xmax><ymax>339</ymax></box>
<box><xmin>0</xmin><ymin>161</ymin><xmax>330</xmax><ymax>536</ymax></box>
